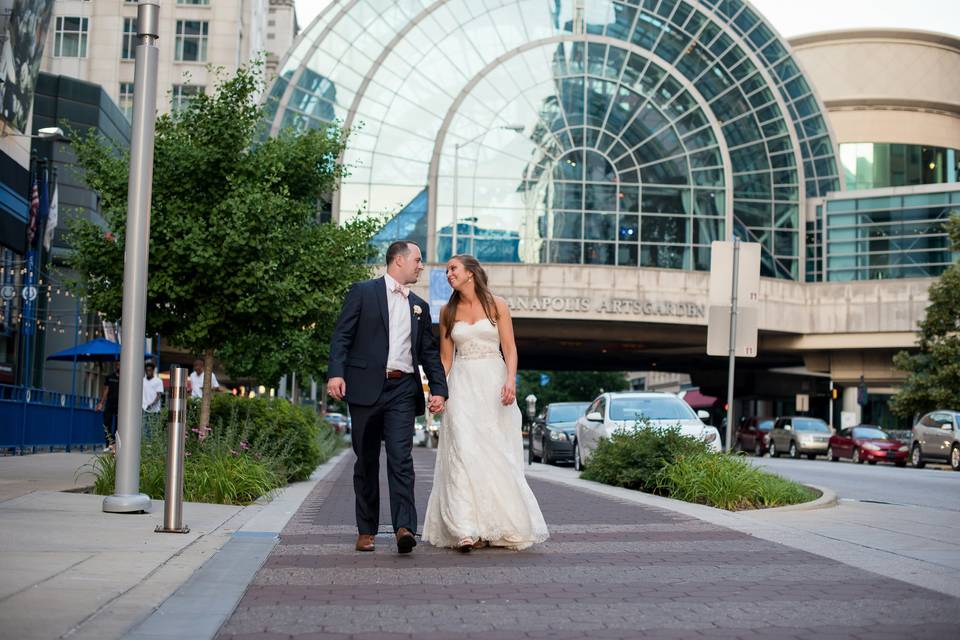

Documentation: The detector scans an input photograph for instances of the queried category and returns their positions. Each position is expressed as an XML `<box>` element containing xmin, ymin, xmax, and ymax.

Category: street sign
<box><xmin>706</xmin><ymin>240</ymin><xmax>761</xmax><ymax>358</ymax></box>
<box><xmin>840</xmin><ymin>411</ymin><xmax>857</xmax><ymax>429</ymax></box>
<box><xmin>21</xmin><ymin>285</ymin><xmax>38</xmax><ymax>302</ymax></box>
<box><xmin>795</xmin><ymin>393</ymin><xmax>809</xmax><ymax>413</ymax></box>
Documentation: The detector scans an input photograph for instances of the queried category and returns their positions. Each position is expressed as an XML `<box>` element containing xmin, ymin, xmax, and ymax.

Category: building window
<box><xmin>171</xmin><ymin>84</ymin><xmax>204</xmax><ymax>111</ymax></box>
<box><xmin>54</xmin><ymin>16</ymin><xmax>89</xmax><ymax>58</ymax></box>
<box><xmin>175</xmin><ymin>21</ymin><xmax>208</xmax><ymax>62</ymax></box>
<box><xmin>177</xmin><ymin>0</ymin><xmax>210</xmax><ymax>5</ymax></box>
<box><xmin>119</xmin><ymin>82</ymin><xmax>134</xmax><ymax>122</ymax></box>
<box><xmin>121</xmin><ymin>18</ymin><xmax>136</xmax><ymax>60</ymax></box>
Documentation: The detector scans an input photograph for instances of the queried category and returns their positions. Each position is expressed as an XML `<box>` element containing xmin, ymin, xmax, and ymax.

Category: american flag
<box><xmin>26</xmin><ymin>177</ymin><xmax>39</xmax><ymax>247</ymax></box>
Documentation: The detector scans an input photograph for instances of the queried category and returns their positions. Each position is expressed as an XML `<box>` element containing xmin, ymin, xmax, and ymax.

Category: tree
<box><xmin>890</xmin><ymin>214</ymin><xmax>960</xmax><ymax>419</ymax></box>
<box><xmin>66</xmin><ymin>60</ymin><xmax>378</xmax><ymax>428</ymax></box>
<box><xmin>517</xmin><ymin>370</ymin><xmax>630</xmax><ymax>417</ymax></box>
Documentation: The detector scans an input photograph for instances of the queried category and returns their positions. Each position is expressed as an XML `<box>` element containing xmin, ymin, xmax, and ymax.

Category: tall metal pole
<box><xmin>725</xmin><ymin>236</ymin><xmax>740</xmax><ymax>453</ymax></box>
<box><xmin>452</xmin><ymin>142</ymin><xmax>460</xmax><ymax>257</ymax></box>
<box><xmin>103</xmin><ymin>0</ymin><xmax>160</xmax><ymax>514</ymax></box>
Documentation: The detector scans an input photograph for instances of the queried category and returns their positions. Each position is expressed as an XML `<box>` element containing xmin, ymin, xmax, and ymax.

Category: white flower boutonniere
<box><xmin>412</xmin><ymin>304</ymin><xmax>423</xmax><ymax>316</ymax></box>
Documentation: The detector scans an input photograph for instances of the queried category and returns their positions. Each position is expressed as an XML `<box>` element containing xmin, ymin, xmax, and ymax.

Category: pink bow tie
<box><xmin>392</xmin><ymin>283</ymin><xmax>409</xmax><ymax>298</ymax></box>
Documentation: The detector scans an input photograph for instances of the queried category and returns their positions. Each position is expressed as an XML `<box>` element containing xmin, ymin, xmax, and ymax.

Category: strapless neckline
<box><xmin>454</xmin><ymin>318</ymin><xmax>491</xmax><ymax>328</ymax></box>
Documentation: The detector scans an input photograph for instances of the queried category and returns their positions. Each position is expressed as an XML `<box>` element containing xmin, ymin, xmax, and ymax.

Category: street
<box><xmin>748</xmin><ymin>456</ymin><xmax>959</xmax><ymax>511</ymax></box>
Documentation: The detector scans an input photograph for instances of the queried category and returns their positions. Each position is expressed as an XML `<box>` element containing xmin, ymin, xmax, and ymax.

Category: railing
<box><xmin>0</xmin><ymin>384</ymin><xmax>104</xmax><ymax>453</ymax></box>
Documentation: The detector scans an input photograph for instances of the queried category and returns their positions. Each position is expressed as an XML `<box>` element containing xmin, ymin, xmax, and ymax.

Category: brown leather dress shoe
<box><xmin>355</xmin><ymin>534</ymin><xmax>375</xmax><ymax>552</ymax></box>
<box><xmin>395</xmin><ymin>528</ymin><xmax>417</xmax><ymax>554</ymax></box>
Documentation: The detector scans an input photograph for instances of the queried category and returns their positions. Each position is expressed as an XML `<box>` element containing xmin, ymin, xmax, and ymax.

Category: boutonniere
<box><xmin>412</xmin><ymin>304</ymin><xmax>423</xmax><ymax>316</ymax></box>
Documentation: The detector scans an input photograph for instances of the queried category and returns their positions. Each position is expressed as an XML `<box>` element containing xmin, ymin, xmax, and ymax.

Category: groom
<box><xmin>327</xmin><ymin>240</ymin><xmax>448</xmax><ymax>553</ymax></box>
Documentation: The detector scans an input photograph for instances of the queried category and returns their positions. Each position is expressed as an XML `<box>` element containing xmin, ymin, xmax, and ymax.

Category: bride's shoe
<box><xmin>457</xmin><ymin>537</ymin><xmax>475</xmax><ymax>553</ymax></box>
<box><xmin>471</xmin><ymin>539</ymin><xmax>488</xmax><ymax>549</ymax></box>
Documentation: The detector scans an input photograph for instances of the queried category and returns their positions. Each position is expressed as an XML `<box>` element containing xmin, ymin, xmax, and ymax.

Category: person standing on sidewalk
<box><xmin>327</xmin><ymin>240</ymin><xmax>448</xmax><ymax>554</ymax></box>
<box><xmin>188</xmin><ymin>358</ymin><xmax>223</xmax><ymax>398</ymax></box>
<box><xmin>95</xmin><ymin>361</ymin><xmax>121</xmax><ymax>451</ymax></box>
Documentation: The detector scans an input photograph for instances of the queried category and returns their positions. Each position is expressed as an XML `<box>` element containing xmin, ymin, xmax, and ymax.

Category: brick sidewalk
<box><xmin>217</xmin><ymin>448</ymin><xmax>957</xmax><ymax>639</ymax></box>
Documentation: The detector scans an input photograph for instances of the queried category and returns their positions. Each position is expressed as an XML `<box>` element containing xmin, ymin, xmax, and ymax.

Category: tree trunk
<box><xmin>200</xmin><ymin>349</ymin><xmax>214</xmax><ymax>430</ymax></box>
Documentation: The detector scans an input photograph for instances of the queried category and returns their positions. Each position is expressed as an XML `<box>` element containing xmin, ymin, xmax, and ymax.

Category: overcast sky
<box><xmin>294</xmin><ymin>0</ymin><xmax>960</xmax><ymax>38</ymax></box>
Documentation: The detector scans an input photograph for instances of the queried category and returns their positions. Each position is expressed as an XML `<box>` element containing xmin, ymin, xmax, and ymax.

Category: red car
<box><xmin>828</xmin><ymin>425</ymin><xmax>909</xmax><ymax>466</ymax></box>
<box><xmin>735</xmin><ymin>417</ymin><xmax>775</xmax><ymax>456</ymax></box>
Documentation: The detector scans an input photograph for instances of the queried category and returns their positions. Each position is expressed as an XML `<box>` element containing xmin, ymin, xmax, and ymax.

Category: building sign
<box><xmin>504</xmin><ymin>295</ymin><xmax>706</xmax><ymax>319</ymax></box>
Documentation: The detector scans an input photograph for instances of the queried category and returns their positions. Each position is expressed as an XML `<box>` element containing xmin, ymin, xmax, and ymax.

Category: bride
<box><xmin>422</xmin><ymin>254</ymin><xmax>549</xmax><ymax>552</ymax></box>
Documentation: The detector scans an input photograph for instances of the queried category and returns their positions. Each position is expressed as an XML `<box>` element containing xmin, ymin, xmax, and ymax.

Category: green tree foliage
<box><xmin>517</xmin><ymin>370</ymin><xmax>629</xmax><ymax>415</ymax></box>
<box><xmin>65</xmin><ymin>61</ymin><xmax>378</xmax><ymax>415</ymax></box>
<box><xmin>890</xmin><ymin>214</ymin><xmax>960</xmax><ymax>418</ymax></box>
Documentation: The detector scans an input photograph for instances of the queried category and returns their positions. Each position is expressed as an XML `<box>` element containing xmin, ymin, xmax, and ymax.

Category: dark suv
<box><xmin>531</xmin><ymin>401</ymin><xmax>589</xmax><ymax>465</ymax></box>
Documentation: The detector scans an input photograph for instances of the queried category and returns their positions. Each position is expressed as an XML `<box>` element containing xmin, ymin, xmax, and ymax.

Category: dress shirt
<box><xmin>142</xmin><ymin>375</ymin><xmax>165</xmax><ymax>412</ymax></box>
<box><xmin>383</xmin><ymin>273</ymin><xmax>414</xmax><ymax>373</ymax></box>
<box><xmin>189</xmin><ymin>370</ymin><xmax>219</xmax><ymax>398</ymax></box>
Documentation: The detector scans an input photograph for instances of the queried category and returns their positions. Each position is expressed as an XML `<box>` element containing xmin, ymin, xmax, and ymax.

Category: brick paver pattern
<box><xmin>217</xmin><ymin>449</ymin><xmax>958</xmax><ymax>639</ymax></box>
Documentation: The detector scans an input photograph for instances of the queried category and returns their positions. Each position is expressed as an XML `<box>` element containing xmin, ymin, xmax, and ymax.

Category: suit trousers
<box><xmin>348</xmin><ymin>373</ymin><xmax>419</xmax><ymax>535</ymax></box>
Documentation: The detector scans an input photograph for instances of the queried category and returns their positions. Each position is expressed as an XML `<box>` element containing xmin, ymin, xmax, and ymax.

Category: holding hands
<box><xmin>428</xmin><ymin>395</ymin><xmax>446</xmax><ymax>413</ymax></box>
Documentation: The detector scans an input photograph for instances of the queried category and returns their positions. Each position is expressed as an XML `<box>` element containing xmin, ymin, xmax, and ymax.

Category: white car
<box><xmin>574</xmin><ymin>392</ymin><xmax>722</xmax><ymax>470</ymax></box>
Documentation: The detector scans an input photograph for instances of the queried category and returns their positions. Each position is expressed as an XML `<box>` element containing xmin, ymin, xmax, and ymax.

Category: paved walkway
<box><xmin>216</xmin><ymin>449</ymin><xmax>958</xmax><ymax>639</ymax></box>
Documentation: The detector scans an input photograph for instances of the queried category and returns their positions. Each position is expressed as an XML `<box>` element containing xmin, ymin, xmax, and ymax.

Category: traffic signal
<box><xmin>831</xmin><ymin>387</ymin><xmax>838</xmax><ymax>400</ymax></box>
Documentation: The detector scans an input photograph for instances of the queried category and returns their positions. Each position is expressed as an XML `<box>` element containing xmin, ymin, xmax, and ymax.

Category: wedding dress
<box><xmin>422</xmin><ymin>318</ymin><xmax>549</xmax><ymax>550</ymax></box>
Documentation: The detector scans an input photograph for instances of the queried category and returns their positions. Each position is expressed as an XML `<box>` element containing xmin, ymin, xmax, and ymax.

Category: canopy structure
<box><xmin>47</xmin><ymin>338</ymin><xmax>153</xmax><ymax>362</ymax></box>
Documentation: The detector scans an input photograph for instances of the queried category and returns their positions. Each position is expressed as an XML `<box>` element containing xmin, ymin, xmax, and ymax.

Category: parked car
<box><xmin>574</xmin><ymin>392</ymin><xmax>722</xmax><ymax>471</ymax></box>
<box><xmin>414</xmin><ymin>418</ymin><xmax>428</xmax><ymax>447</ymax></box>
<box><xmin>827</xmin><ymin>425</ymin><xmax>908</xmax><ymax>466</ymax></box>
<box><xmin>325</xmin><ymin>412</ymin><xmax>348</xmax><ymax>434</ymax></box>
<box><xmin>531</xmin><ymin>401</ymin><xmax>589</xmax><ymax>465</ymax></box>
<box><xmin>735</xmin><ymin>416</ymin><xmax>775</xmax><ymax>456</ymax></box>
<box><xmin>910</xmin><ymin>410</ymin><xmax>960</xmax><ymax>470</ymax></box>
<box><xmin>768</xmin><ymin>416</ymin><xmax>831</xmax><ymax>459</ymax></box>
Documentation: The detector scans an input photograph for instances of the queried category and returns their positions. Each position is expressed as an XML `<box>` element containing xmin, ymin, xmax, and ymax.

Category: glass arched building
<box><xmin>264</xmin><ymin>0</ymin><xmax>843</xmax><ymax>279</ymax></box>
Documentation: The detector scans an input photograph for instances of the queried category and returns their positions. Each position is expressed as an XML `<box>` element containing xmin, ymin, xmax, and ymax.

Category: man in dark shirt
<box><xmin>96</xmin><ymin>361</ymin><xmax>121</xmax><ymax>451</ymax></box>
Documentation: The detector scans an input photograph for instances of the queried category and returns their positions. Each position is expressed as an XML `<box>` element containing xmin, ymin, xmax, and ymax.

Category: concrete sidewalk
<box><xmin>215</xmin><ymin>448</ymin><xmax>959</xmax><ymax>640</ymax></box>
<box><xmin>0</xmin><ymin>451</ymin><xmax>345</xmax><ymax>640</ymax></box>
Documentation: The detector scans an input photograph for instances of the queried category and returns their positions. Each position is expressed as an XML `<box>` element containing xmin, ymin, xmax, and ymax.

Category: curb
<box><xmin>757</xmin><ymin>483</ymin><xmax>837</xmax><ymax>513</ymax></box>
<box><xmin>126</xmin><ymin>448</ymin><xmax>352</xmax><ymax>640</ymax></box>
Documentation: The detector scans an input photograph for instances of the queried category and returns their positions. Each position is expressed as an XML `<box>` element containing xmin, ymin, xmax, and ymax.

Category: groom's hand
<box><xmin>327</xmin><ymin>377</ymin><xmax>346</xmax><ymax>400</ymax></box>
<box><xmin>428</xmin><ymin>395</ymin><xmax>445</xmax><ymax>413</ymax></box>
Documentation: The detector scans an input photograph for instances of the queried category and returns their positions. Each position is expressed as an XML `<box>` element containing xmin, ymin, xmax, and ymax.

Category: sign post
<box><xmin>707</xmin><ymin>240</ymin><xmax>761</xmax><ymax>452</ymax></box>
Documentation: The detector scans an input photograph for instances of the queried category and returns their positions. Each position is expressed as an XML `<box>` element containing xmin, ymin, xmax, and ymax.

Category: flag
<box><xmin>26</xmin><ymin>176</ymin><xmax>39</xmax><ymax>247</ymax></box>
<box><xmin>43</xmin><ymin>181</ymin><xmax>58</xmax><ymax>251</ymax></box>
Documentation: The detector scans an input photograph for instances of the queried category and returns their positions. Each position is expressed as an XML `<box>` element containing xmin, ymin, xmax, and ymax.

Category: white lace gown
<box><xmin>422</xmin><ymin>319</ymin><xmax>549</xmax><ymax>550</ymax></box>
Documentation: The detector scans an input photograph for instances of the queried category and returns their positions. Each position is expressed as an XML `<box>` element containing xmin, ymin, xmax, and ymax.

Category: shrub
<box><xmin>579</xmin><ymin>424</ymin><xmax>815</xmax><ymax>511</ymax></box>
<box><xmin>654</xmin><ymin>451</ymin><xmax>818</xmax><ymax>510</ymax></box>
<box><xmin>580</xmin><ymin>424</ymin><xmax>709</xmax><ymax>491</ymax></box>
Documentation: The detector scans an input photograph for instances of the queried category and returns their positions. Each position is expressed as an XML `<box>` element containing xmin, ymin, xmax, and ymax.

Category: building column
<box><xmin>841</xmin><ymin>386</ymin><xmax>861</xmax><ymax>425</ymax></box>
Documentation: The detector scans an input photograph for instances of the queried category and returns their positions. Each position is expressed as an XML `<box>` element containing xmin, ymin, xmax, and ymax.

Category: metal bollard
<box><xmin>156</xmin><ymin>366</ymin><xmax>189</xmax><ymax>533</ymax></box>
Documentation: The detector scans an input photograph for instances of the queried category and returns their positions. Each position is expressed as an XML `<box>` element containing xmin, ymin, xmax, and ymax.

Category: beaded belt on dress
<box><xmin>456</xmin><ymin>341</ymin><xmax>501</xmax><ymax>360</ymax></box>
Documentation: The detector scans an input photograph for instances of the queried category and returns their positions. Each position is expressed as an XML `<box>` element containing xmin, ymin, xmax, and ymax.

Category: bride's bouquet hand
<box><xmin>500</xmin><ymin>380</ymin><xmax>516</xmax><ymax>406</ymax></box>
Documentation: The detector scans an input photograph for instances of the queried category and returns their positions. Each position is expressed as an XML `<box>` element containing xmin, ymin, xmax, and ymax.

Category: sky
<box><xmin>294</xmin><ymin>0</ymin><xmax>960</xmax><ymax>39</ymax></box>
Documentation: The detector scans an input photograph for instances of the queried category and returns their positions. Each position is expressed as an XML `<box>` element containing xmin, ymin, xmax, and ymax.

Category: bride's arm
<box><xmin>495</xmin><ymin>298</ymin><xmax>518</xmax><ymax>406</ymax></box>
<box><xmin>439</xmin><ymin>306</ymin><xmax>454</xmax><ymax>375</ymax></box>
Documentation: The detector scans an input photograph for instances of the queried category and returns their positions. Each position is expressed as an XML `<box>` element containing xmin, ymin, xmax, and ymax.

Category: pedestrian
<box><xmin>188</xmin><ymin>358</ymin><xmax>222</xmax><ymax>398</ymax></box>
<box><xmin>142</xmin><ymin>361</ymin><xmax>164</xmax><ymax>413</ymax></box>
<box><xmin>327</xmin><ymin>240</ymin><xmax>448</xmax><ymax>554</ymax></box>
<box><xmin>95</xmin><ymin>360</ymin><xmax>121</xmax><ymax>452</ymax></box>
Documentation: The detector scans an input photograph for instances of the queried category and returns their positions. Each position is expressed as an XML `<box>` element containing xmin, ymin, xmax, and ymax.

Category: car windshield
<box><xmin>758</xmin><ymin>420</ymin><xmax>774</xmax><ymax>431</ymax></box>
<box><xmin>853</xmin><ymin>427</ymin><xmax>890</xmax><ymax>439</ymax></box>
<box><xmin>609</xmin><ymin>397</ymin><xmax>698</xmax><ymax>422</ymax></box>
<box><xmin>794</xmin><ymin>419</ymin><xmax>830</xmax><ymax>433</ymax></box>
<box><xmin>547</xmin><ymin>403</ymin><xmax>589</xmax><ymax>423</ymax></box>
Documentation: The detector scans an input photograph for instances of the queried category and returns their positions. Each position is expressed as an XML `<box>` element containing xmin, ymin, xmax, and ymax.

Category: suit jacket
<box><xmin>327</xmin><ymin>276</ymin><xmax>448</xmax><ymax>415</ymax></box>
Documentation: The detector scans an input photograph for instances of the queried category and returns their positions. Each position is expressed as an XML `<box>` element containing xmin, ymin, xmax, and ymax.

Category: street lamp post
<box><xmin>450</xmin><ymin>124</ymin><xmax>524</xmax><ymax>257</ymax></box>
<box><xmin>525</xmin><ymin>393</ymin><xmax>537</xmax><ymax>465</ymax></box>
<box><xmin>103</xmin><ymin>0</ymin><xmax>160</xmax><ymax>514</ymax></box>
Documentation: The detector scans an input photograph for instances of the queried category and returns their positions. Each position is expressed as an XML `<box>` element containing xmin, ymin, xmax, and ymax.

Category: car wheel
<box><xmin>732</xmin><ymin>439</ymin><xmax>741</xmax><ymax>454</ymax></box>
<box><xmin>951</xmin><ymin>445</ymin><xmax>960</xmax><ymax>472</ymax></box>
<box><xmin>911</xmin><ymin>444</ymin><xmax>925</xmax><ymax>469</ymax></box>
<box><xmin>895</xmin><ymin>460</ymin><xmax>907</xmax><ymax>468</ymax></box>
<box><xmin>574</xmin><ymin>442</ymin><xmax>584</xmax><ymax>472</ymax></box>
<box><xmin>542</xmin><ymin>441</ymin><xmax>553</xmax><ymax>466</ymax></box>
<box><xmin>769</xmin><ymin>441</ymin><xmax>780</xmax><ymax>458</ymax></box>
<box><xmin>867</xmin><ymin>460</ymin><xmax>877</xmax><ymax>465</ymax></box>
<box><xmin>827</xmin><ymin>446</ymin><xmax>839</xmax><ymax>462</ymax></box>
<box><xmin>754</xmin><ymin>441</ymin><xmax>764</xmax><ymax>457</ymax></box>
<box><xmin>789</xmin><ymin>441</ymin><xmax>799</xmax><ymax>459</ymax></box>
<box><xmin>852</xmin><ymin>447</ymin><xmax>862</xmax><ymax>464</ymax></box>
<box><xmin>807</xmin><ymin>453</ymin><xmax>817</xmax><ymax>460</ymax></box>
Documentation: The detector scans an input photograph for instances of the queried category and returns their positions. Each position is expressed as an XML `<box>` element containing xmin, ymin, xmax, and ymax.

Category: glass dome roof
<box><xmin>265</xmin><ymin>0</ymin><xmax>841</xmax><ymax>279</ymax></box>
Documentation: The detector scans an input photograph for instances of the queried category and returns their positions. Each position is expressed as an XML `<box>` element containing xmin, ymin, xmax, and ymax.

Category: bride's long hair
<box><xmin>441</xmin><ymin>254</ymin><xmax>499</xmax><ymax>338</ymax></box>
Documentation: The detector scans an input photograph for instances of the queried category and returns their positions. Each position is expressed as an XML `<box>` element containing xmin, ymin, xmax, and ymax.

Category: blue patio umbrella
<box><xmin>47</xmin><ymin>337</ymin><xmax>154</xmax><ymax>362</ymax></box>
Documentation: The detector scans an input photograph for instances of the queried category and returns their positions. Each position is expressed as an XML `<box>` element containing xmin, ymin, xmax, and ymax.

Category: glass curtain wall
<box><xmin>266</xmin><ymin>0</ymin><xmax>841</xmax><ymax>280</ymax></box>
<box><xmin>841</xmin><ymin>143</ymin><xmax>960</xmax><ymax>191</ymax></box>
